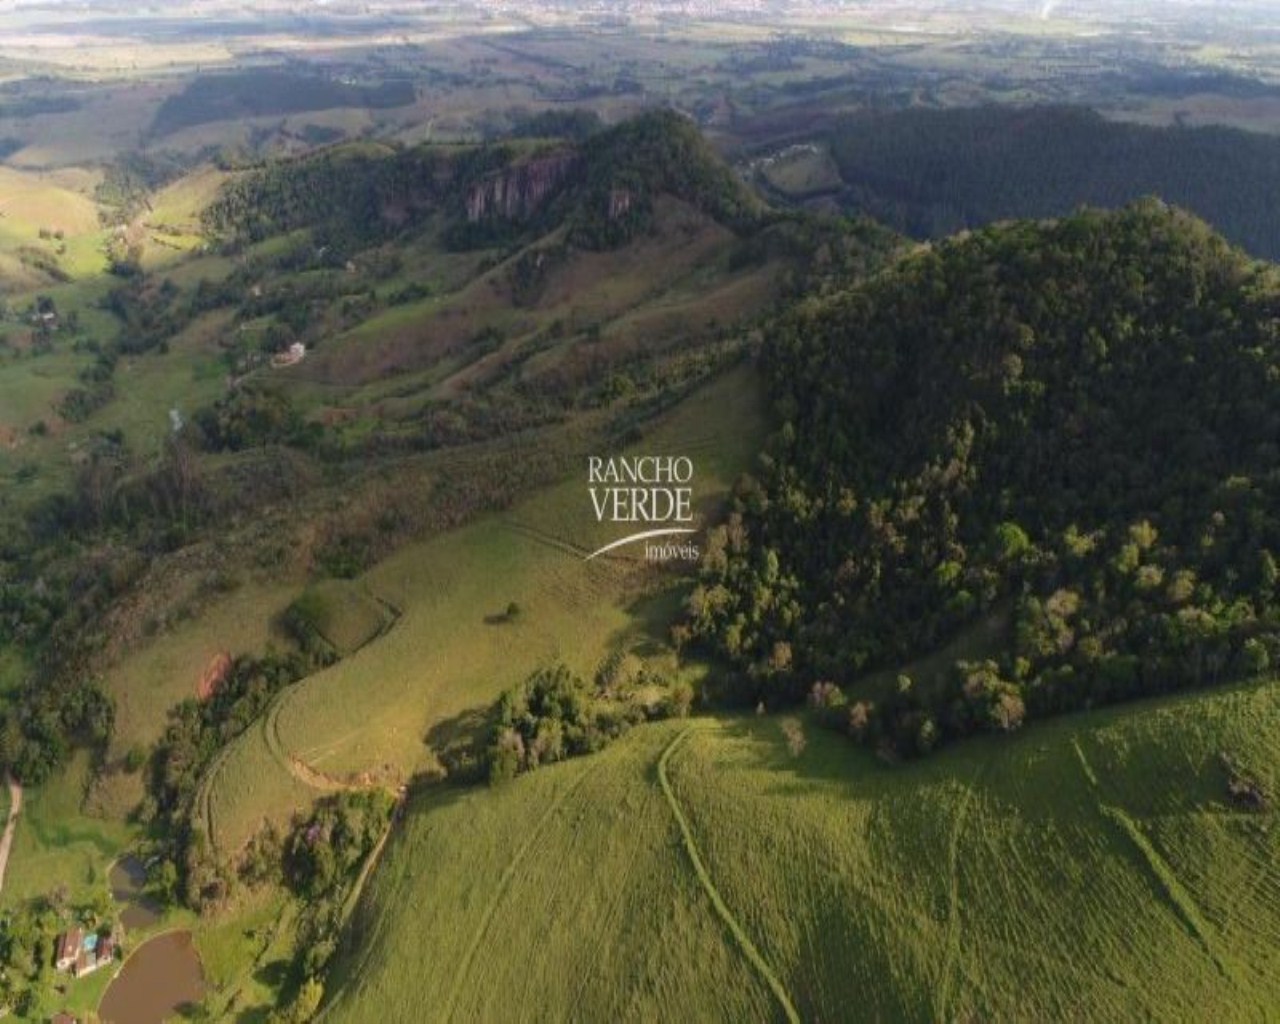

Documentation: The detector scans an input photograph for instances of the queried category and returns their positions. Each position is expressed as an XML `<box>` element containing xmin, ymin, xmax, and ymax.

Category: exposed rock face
<box><xmin>466</xmin><ymin>151</ymin><xmax>578</xmax><ymax>222</ymax></box>
<box><xmin>607</xmin><ymin>188</ymin><xmax>634</xmax><ymax>220</ymax></box>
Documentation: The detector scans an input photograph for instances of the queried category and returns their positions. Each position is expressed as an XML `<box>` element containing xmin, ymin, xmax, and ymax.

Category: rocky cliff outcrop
<box><xmin>607</xmin><ymin>188</ymin><xmax>634</xmax><ymax>220</ymax></box>
<box><xmin>465</xmin><ymin>151</ymin><xmax>579</xmax><ymax>222</ymax></box>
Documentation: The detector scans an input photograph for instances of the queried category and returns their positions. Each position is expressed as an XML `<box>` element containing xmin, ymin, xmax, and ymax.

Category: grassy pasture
<box><xmin>325</xmin><ymin>675</ymin><xmax>1280</xmax><ymax>1022</ymax></box>
<box><xmin>303</xmin><ymin>198</ymin><xmax>738</xmax><ymax>392</ymax></box>
<box><xmin>0</xmin><ymin>165</ymin><xmax>108</xmax><ymax>282</ymax></box>
<box><xmin>0</xmin><ymin>347</ymin><xmax>85</xmax><ymax>430</ymax></box>
<box><xmin>203</xmin><ymin>717</ymin><xmax>323</xmax><ymax>860</ymax></box>
<box><xmin>194</xmin><ymin>888</ymin><xmax>301</xmax><ymax>1021</ymax></box>
<box><xmin>103</xmin><ymin>578</ymin><xmax>300</xmax><ymax>759</ymax></box>
<box><xmin>759</xmin><ymin>144</ymin><xmax>843</xmax><ymax>197</ymax></box>
<box><xmin>204</xmin><ymin>362</ymin><xmax>765</xmax><ymax>851</ymax></box>
<box><xmin>136</xmin><ymin>166</ymin><xmax>228</xmax><ymax>269</ymax></box>
<box><xmin>324</xmin><ymin>721</ymin><xmax>779</xmax><ymax>1024</ymax></box>
<box><xmin>2</xmin><ymin>749</ymin><xmax>131</xmax><ymax>905</ymax></box>
<box><xmin>0</xmin><ymin>276</ymin><xmax>126</xmax><ymax>507</ymax></box>
<box><xmin>0</xmin><ymin>166</ymin><xmax>100</xmax><ymax>241</ymax></box>
<box><xmin>92</xmin><ymin>309</ymin><xmax>233</xmax><ymax>452</ymax></box>
<box><xmin>578</xmin><ymin>260</ymin><xmax>779</xmax><ymax>364</ymax></box>
<box><xmin>0</xmin><ymin>250</ymin><xmax>46</xmax><ymax>293</ymax></box>
<box><xmin>287</xmin><ymin>579</ymin><xmax>395</xmax><ymax>656</ymax></box>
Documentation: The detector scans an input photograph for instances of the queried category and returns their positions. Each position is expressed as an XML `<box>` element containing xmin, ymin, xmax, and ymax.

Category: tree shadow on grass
<box><xmin>619</xmin><ymin>586</ymin><xmax>691</xmax><ymax>658</ymax></box>
<box><xmin>423</xmin><ymin>705</ymin><xmax>493</xmax><ymax>786</ymax></box>
<box><xmin>252</xmin><ymin>959</ymin><xmax>290</xmax><ymax>990</ymax></box>
<box><xmin>693</xmin><ymin>713</ymin><xmax>968</xmax><ymax>803</ymax></box>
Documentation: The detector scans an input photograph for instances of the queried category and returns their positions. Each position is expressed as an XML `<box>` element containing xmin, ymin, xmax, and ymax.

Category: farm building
<box><xmin>271</xmin><ymin>341</ymin><xmax>307</xmax><ymax>368</ymax></box>
<box><xmin>73</xmin><ymin>932</ymin><xmax>115</xmax><ymax>977</ymax></box>
<box><xmin>53</xmin><ymin>929</ymin><xmax>117</xmax><ymax>977</ymax></box>
<box><xmin>53</xmin><ymin>929</ymin><xmax>82</xmax><ymax>973</ymax></box>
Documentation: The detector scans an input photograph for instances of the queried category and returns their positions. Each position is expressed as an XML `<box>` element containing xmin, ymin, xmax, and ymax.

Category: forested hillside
<box><xmin>565</xmin><ymin>109</ymin><xmax>764</xmax><ymax>247</ymax></box>
<box><xmin>205</xmin><ymin>109</ymin><xmax>764</xmax><ymax>252</ymax></box>
<box><xmin>825</xmin><ymin>106</ymin><xmax>1280</xmax><ymax>259</ymax></box>
<box><xmin>688</xmin><ymin>201</ymin><xmax>1280</xmax><ymax>754</ymax></box>
<box><xmin>151</xmin><ymin>70</ymin><xmax>416</xmax><ymax>137</ymax></box>
<box><xmin>0</xmin><ymin>107</ymin><xmax>861</xmax><ymax>805</ymax></box>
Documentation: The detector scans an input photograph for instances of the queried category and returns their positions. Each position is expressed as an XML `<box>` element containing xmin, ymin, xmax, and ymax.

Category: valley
<box><xmin>0</xmin><ymin>3</ymin><xmax>1278</xmax><ymax>1022</ymax></box>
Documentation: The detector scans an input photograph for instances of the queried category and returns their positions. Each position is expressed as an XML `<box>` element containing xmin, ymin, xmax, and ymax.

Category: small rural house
<box><xmin>53</xmin><ymin>928</ymin><xmax>82</xmax><ymax>973</ymax></box>
<box><xmin>271</xmin><ymin>341</ymin><xmax>307</xmax><ymax>368</ymax></box>
<box><xmin>73</xmin><ymin>933</ymin><xmax>115</xmax><ymax>977</ymax></box>
<box><xmin>53</xmin><ymin>928</ymin><xmax>116</xmax><ymax>977</ymax></box>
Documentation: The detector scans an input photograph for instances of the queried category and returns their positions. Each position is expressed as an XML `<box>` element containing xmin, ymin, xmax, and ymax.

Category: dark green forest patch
<box><xmin>151</xmin><ymin>70</ymin><xmax>415</xmax><ymax>138</ymax></box>
<box><xmin>825</xmin><ymin>106</ymin><xmax>1280</xmax><ymax>260</ymax></box>
<box><xmin>688</xmin><ymin>200</ymin><xmax>1280</xmax><ymax>755</ymax></box>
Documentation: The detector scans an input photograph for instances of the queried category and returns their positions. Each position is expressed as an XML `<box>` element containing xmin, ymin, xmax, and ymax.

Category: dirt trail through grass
<box><xmin>658</xmin><ymin>726</ymin><xmax>801</xmax><ymax>1024</ymax></box>
<box><xmin>936</xmin><ymin>759</ymin><xmax>990</xmax><ymax>1018</ymax></box>
<box><xmin>439</xmin><ymin>762</ymin><xmax>598</xmax><ymax>1023</ymax></box>
<box><xmin>1071</xmin><ymin>736</ymin><xmax>1234</xmax><ymax>982</ymax></box>
<box><xmin>264</xmin><ymin>695</ymin><xmax>371</xmax><ymax>794</ymax></box>
<box><xmin>0</xmin><ymin>776</ymin><xmax>22</xmax><ymax>894</ymax></box>
<box><xmin>503</xmin><ymin>519</ymin><xmax>593</xmax><ymax>559</ymax></box>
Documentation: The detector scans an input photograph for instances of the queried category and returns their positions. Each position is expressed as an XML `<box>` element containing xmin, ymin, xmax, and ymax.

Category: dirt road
<box><xmin>0</xmin><ymin>774</ymin><xmax>21</xmax><ymax>894</ymax></box>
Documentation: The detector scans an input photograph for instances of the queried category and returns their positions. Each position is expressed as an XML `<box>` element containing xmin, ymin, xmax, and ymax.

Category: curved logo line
<box><xmin>584</xmin><ymin>528</ymin><xmax>696</xmax><ymax>561</ymax></box>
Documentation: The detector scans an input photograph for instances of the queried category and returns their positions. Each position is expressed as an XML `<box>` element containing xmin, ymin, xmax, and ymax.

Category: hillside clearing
<box><xmin>204</xmin><ymin>362</ymin><xmax>766</xmax><ymax>851</ymax></box>
<box><xmin>324</xmin><ymin>676</ymin><xmax>1280</xmax><ymax>1021</ymax></box>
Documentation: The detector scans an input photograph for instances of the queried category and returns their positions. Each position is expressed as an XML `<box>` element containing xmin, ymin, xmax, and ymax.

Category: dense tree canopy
<box><xmin>152</xmin><ymin>70</ymin><xmax>415</xmax><ymax>138</ymax></box>
<box><xmin>827</xmin><ymin>106</ymin><xmax>1280</xmax><ymax>260</ymax></box>
<box><xmin>688</xmin><ymin>201</ymin><xmax>1280</xmax><ymax>753</ymax></box>
<box><xmin>205</xmin><ymin>109</ymin><xmax>764</xmax><ymax>252</ymax></box>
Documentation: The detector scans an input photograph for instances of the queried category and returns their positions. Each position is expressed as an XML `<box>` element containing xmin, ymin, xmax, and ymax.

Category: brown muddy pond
<box><xmin>109</xmin><ymin>855</ymin><xmax>162</xmax><ymax>931</ymax></box>
<box><xmin>98</xmin><ymin>930</ymin><xmax>205</xmax><ymax>1024</ymax></box>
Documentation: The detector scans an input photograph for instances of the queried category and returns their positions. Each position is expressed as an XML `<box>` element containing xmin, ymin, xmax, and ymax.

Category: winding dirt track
<box><xmin>0</xmin><ymin>774</ymin><xmax>22</xmax><ymax>894</ymax></box>
<box><xmin>658</xmin><ymin>726</ymin><xmax>800</xmax><ymax>1024</ymax></box>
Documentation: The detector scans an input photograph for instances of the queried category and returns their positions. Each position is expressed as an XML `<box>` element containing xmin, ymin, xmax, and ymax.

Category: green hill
<box><xmin>7</xmin><ymin>99</ymin><xmax>1280</xmax><ymax>1024</ymax></box>
<box><xmin>0</xmin><ymin>109</ymin><xmax>846</xmax><ymax>796</ymax></box>
<box><xmin>824</xmin><ymin>106</ymin><xmax>1280</xmax><ymax>260</ymax></box>
<box><xmin>563</xmin><ymin>107</ymin><xmax>765</xmax><ymax>248</ymax></box>
<box><xmin>324</xmin><ymin>676</ymin><xmax>1279</xmax><ymax>1021</ymax></box>
<box><xmin>688</xmin><ymin>201</ymin><xmax>1280</xmax><ymax>753</ymax></box>
<box><xmin>204</xmin><ymin>108</ymin><xmax>764</xmax><ymax>252</ymax></box>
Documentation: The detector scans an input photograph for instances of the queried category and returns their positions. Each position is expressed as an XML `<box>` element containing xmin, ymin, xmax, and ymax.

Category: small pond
<box><xmin>109</xmin><ymin>855</ymin><xmax>162</xmax><ymax>931</ymax></box>
<box><xmin>98</xmin><ymin>929</ymin><xmax>205</xmax><ymax>1024</ymax></box>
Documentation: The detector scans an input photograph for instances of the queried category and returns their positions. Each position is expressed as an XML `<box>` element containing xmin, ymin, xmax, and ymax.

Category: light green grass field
<box><xmin>760</xmin><ymin>145</ymin><xmax>843</xmax><ymax>197</ymax></box>
<box><xmin>204</xmin><ymin>714</ymin><xmax>326</xmax><ymax>857</ymax></box>
<box><xmin>3</xmin><ymin>750</ymin><xmax>131</xmax><ymax>905</ymax></box>
<box><xmin>92</xmin><ymin>309</ymin><xmax>233</xmax><ymax>452</ymax></box>
<box><xmin>290</xmin><ymin>579</ymin><xmax>396</xmax><ymax>656</ymax></box>
<box><xmin>325</xmin><ymin>720</ymin><xmax>780</xmax><ymax>1023</ymax></box>
<box><xmin>0</xmin><ymin>348</ymin><xmax>84</xmax><ymax>428</ymax></box>
<box><xmin>325</xmin><ymin>676</ymin><xmax>1280</xmax><ymax>1022</ymax></box>
<box><xmin>194</xmin><ymin>886</ymin><xmax>302</xmax><ymax>1020</ymax></box>
<box><xmin>0</xmin><ymin>165</ymin><xmax>109</xmax><ymax>282</ymax></box>
<box><xmin>205</xmin><ymin>363</ymin><xmax>765</xmax><ymax>851</ymax></box>
<box><xmin>0</xmin><ymin>347</ymin><xmax>95</xmax><ymax>509</ymax></box>
<box><xmin>137</xmin><ymin>166</ymin><xmax>228</xmax><ymax>270</ymax></box>
<box><xmin>104</xmin><ymin>579</ymin><xmax>300</xmax><ymax>759</ymax></box>
<box><xmin>0</xmin><ymin>166</ymin><xmax>100</xmax><ymax>240</ymax></box>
